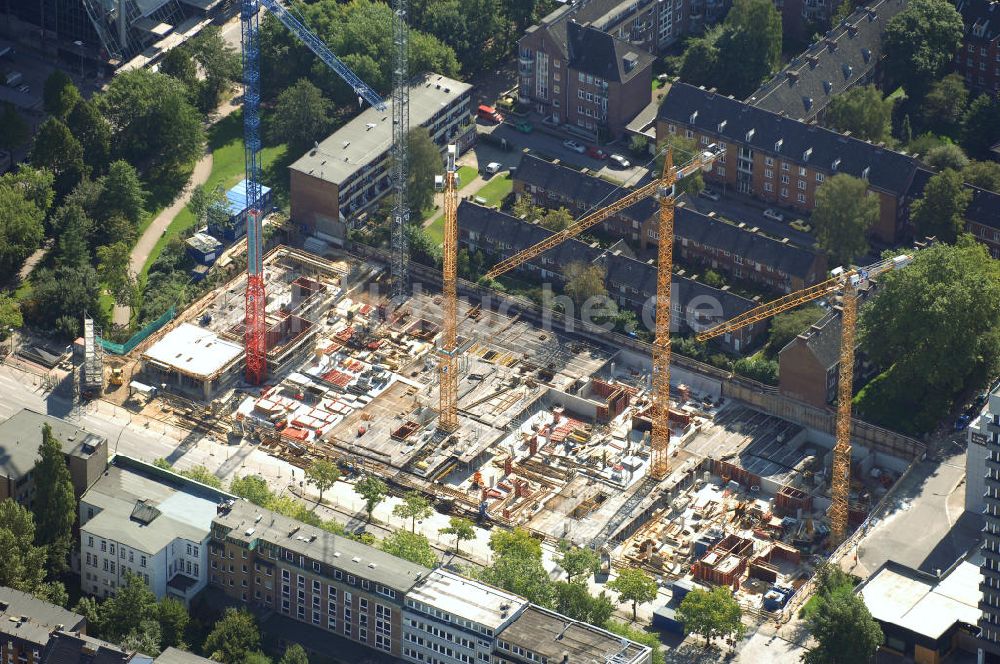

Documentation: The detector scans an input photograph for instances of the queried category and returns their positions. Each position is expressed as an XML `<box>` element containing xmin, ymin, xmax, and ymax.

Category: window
<box><xmin>585</xmin><ymin>92</ymin><xmax>592</xmax><ymax>101</ymax></box>
<box><xmin>101</xmin><ymin>540</ymin><xmax>107</xmax><ymax>552</ymax></box>
<box><xmin>797</xmin><ymin>179</ymin><xmax>806</xmax><ymax>190</ymax></box>
<box><xmin>716</xmin><ymin>166</ymin><xmax>725</xmax><ymax>176</ymax></box>
<box><xmin>764</xmin><ymin>182</ymin><xmax>774</xmax><ymax>192</ymax></box>
<box><xmin>701</xmin><ymin>135</ymin><xmax>710</xmax><ymax>145</ymax></box>
<box><xmin>360</xmin><ymin>598</ymin><xmax>368</xmax><ymax>611</ymax></box>
<box><xmin>780</xmin><ymin>187</ymin><xmax>788</xmax><ymax>197</ymax></box>
<box><xmin>685</xmin><ymin>129</ymin><xmax>694</xmax><ymax>138</ymax></box>
<box><xmin>345</xmin><ymin>592</ymin><xmax>352</xmax><ymax>606</ymax></box>
<box><xmin>764</xmin><ymin>168</ymin><xmax>773</xmax><ymax>178</ymax></box>
<box><xmin>109</xmin><ymin>544</ymin><xmax>115</xmax><ymax>555</ymax></box>
<box><xmin>577</xmin><ymin>90</ymin><xmax>584</xmax><ymax>99</ymax></box>
<box><xmin>578</xmin><ymin>71</ymin><xmax>584</xmax><ymax>82</ymax></box>
<box><xmin>781</xmin><ymin>174</ymin><xmax>789</xmax><ymax>184</ymax></box>
<box><xmin>798</xmin><ymin>166</ymin><xmax>807</xmax><ymax>176</ymax></box>
<box><xmin>798</xmin><ymin>193</ymin><xmax>806</xmax><ymax>203</ymax></box>
<box><xmin>816</xmin><ymin>173</ymin><xmax>824</xmax><ymax>183</ymax></box>
<box><xmin>782</xmin><ymin>162</ymin><xmax>789</xmax><ymax>171</ymax></box>
<box><xmin>187</xmin><ymin>543</ymin><xmax>192</xmax><ymax>556</ymax></box>
<box><xmin>140</xmin><ymin>555</ymin><xmax>146</xmax><ymax>568</ymax></box>
<box><xmin>88</xmin><ymin>536</ymin><xmax>94</xmax><ymax>548</ymax></box>
<box><xmin>764</xmin><ymin>156</ymin><xmax>774</xmax><ymax>166</ymax></box>
<box><xmin>334</xmin><ymin>570</ymin><xmax>343</xmax><ymax>581</ymax></box>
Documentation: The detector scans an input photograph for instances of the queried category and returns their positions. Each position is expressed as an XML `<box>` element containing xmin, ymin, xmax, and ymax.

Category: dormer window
<box><xmin>689</xmin><ymin>110</ymin><xmax>698</xmax><ymax>124</ymax></box>
<box><xmin>746</xmin><ymin>128</ymin><xmax>755</xmax><ymax>141</ymax></box>
<box><xmin>774</xmin><ymin>139</ymin><xmax>783</xmax><ymax>152</ymax></box>
<box><xmin>831</xmin><ymin>158</ymin><xmax>841</xmax><ymax>170</ymax></box>
<box><xmin>717</xmin><ymin>120</ymin><xmax>727</xmax><ymax>132</ymax></box>
<box><xmin>803</xmin><ymin>147</ymin><xmax>813</xmax><ymax>162</ymax></box>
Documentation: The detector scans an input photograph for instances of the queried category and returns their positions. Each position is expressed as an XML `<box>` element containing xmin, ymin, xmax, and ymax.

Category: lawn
<box><xmin>476</xmin><ymin>173</ymin><xmax>513</xmax><ymax>207</ymax></box>
<box><xmin>425</xmin><ymin>215</ymin><xmax>445</xmax><ymax>245</ymax></box>
<box><xmin>457</xmin><ymin>165</ymin><xmax>477</xmax><ymax>190</ymax></box>
<box><xmin>138</xmin><ymin>113</ymin><xmax>288</xmax><ymax>281</ymax></box>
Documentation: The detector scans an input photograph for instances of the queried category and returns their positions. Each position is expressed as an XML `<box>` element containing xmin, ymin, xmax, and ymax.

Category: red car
<box><xmin>586</xmin><ymin>146</ymin><xmax>608</xmax><ymax>160</ymax></box>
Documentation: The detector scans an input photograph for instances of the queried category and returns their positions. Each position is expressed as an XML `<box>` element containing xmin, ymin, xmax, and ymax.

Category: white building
<box><xmin>79</xmin><ymin>456</ymin><xmax>233</xmax><ymax>606</ymax></box>
<box><xmin>402</xmin><ymin>569</ymin><xmax>528</xmax><ymax>664</ymax></box>
<box><xmin>966</xmin><ymin>383</ymin><xmax>1000</xmax><ymax>514</ymax></box>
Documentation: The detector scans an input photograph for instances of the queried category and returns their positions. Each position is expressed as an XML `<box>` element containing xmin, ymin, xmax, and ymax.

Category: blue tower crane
<box><xmin>240</xmin><ymin>0</ymin><xmax>386</xmax><ymax>385</ymax></box>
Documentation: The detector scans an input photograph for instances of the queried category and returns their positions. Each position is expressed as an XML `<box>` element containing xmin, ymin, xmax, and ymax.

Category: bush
<box><xmin>733</xmin><ymin>356</ymin><xmax>779</xmax><ymax>384</ymax></box>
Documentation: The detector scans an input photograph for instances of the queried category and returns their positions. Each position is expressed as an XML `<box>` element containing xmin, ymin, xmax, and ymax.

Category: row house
<box><xmin>458</xmin><ymin>201</ymin><xmax>765</xmax><ymax>352</ymax></box>
<box><xmin>518</xmin><ymin>7</ymin><xmax>654</xmax><ymax>140</ymax></box>
<box><xmin>657</xmin><ymin>82</ymin><xmax>920</xmax><ymax>243</ymax></box>
<box><xmin>954</xmin><ymin>0</ymin><xmax>1000</xmax><ymax>96</ymax></box>
<box><xmin>906</xmin><ymin>168</ymin><xmax>1000</xmax><ymax>258</ymax></box>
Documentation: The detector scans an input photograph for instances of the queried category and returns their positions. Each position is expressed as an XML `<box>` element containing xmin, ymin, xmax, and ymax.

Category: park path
<box><xmin>112</xmin><ymin>99</ymin><xmax>241</xmax><ymax>326</ymax></box>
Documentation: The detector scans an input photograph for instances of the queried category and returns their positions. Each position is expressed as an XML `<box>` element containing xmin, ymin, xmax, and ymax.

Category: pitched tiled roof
<box><xmin>675</xmin><ymin>205</ymin><xmax>822</xmax><ymax>279</ymax></box>
<box><xmin>791</xmin><ymin>310</ymin><xmax>842</xmax><ymax>370</ymax></box>
<box><xmin>748</xmin><ymin>0</ymin><xmax>909</xmax><ymax>119</ymax></box>
<box><xmin>526</xmin><ymin>0</ymin><xmax>653</xmax><ymax>59</ymax></box>
<box><xmin>957</xmin><ymin>0</ymin><xmax>1000</xmax><ymax>43</ymax></box>
<box><xmin>514</xmin><ymin>153</ymin><xmax>657</xmax><ymax>223</ymax></box>
<box><xmin>566</xmin><ymin>21</ymin><xmax>654</xmax><ymax>84</ymax></box>
<box><xmin>658</xmin><ymin>83</ymin><xmax>919</xmax><ymax>196</ymax></box>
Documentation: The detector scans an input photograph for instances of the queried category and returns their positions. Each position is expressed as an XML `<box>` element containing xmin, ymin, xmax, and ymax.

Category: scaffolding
<box><xmin>82</xmin><ymin>316</ymin><xmax>104</xmax><ymax>395</ymax></box>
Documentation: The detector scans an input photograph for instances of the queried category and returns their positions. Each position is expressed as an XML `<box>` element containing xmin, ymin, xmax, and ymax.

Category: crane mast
<box><xmin>390</xmin><ymin>0</ymin><xmax>410</xmax><ymax>299</ymax></box>
<box><xmin>438</xmin><ymin>145</ymin><xmax>459</xmax><ymax>433</ymax></box>
<box><xmin>696</xmin><ymin>254</ymin><xmax>912</xmax><ymax>544</ymax></box>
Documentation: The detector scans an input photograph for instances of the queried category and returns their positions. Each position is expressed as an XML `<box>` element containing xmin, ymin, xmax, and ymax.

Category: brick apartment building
<box><xmin>954</xmin><ymin>0</ymin><xmax>1000</xmax><ymax>96</ymax></box>
<box><xmin>906</xmin><ymin>168</ymin><xmax>1000</xmax><ymax>258</ymax></box>
<box><xmin>749</xmin><ymin>0</ymin><xmax>908</xmax><ymax>119</ymax></box>
<box><xmin>657</xmin><ymin>82</ymin><xmax>920</xmax><ymax>244</ymax></box>
<box><xmin>458</xmin><ymin>201</ymin><xmax>765</xmax><ymax>351</ymax></box>
<box><xmin>518</xmin><ymin>5</ymin><xmax>655</xmax><ymax>140</ymax></box>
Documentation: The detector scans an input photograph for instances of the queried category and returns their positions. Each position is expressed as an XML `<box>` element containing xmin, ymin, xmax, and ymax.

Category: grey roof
<box><xmin>526</xmin><ymin>0</ymin><xmax>654</xmax><ymax>59</ymax></box>
<box><xmin>674</xmin><ymin>204</ymin><xmax>822</xmax><ymax>279</ymax></box>
<box><xmin>43</xmin><ymin>631</ymin><xmax>133</xmax><ymax>664</ymax></box>
<box><xmin>566</xmin><ymin>21</ymin><xmax>654</xmax><ymax>84</ymax></box>
<box><xmin>908</xmin><ymin>167</ymin><xmax>1000</xmax><ymax>231</ymax></box>
<box><xmin>957</xmin><ymin>0</ymin><xmax>1000</xmax><ymax>43</ymax></box>
<box><xmin>499</xmin><ymin>606</ymin><xmax>650</xmax><ymax>663</ymax></box>
<box><xmin>783</xmin><ymin>309</ymin><xmax>842</xmax><ymax>369</ymax></box>
<box><xmin>153</xmin><ymin>648</ymin><xmax>214</xmax><ymax>664</ymax></box>
<box><xmin>0</xmin><ymin>409</ymin><xmax>105</xmax><ymax>481</ymax></box>
<box><xmin>658</xmin><ymin>83</ymin><xmax>920</xmax><ymax>196</ymax></box>
<box><xmin>0</xmin><ymin>587</ymin><xmax>84</xmax><ymax>647</ymax></box>
<box><xmin>81</xmin><ymin>456</ymin><xmax>233</xmax><ymax>553</ymax></box>
<box><xmin>214</xmin><ymin>499</ymin><xmax>430</xmax><ymax>593</ymax></box>
<box><xmin>288</xmin><ymin>73</ymin><xmax>470</xmax><ymax>187</ymax></box>
<box><xmin>748</xmin><ymin>0</ymin><xmax>909</xmax><ymax>118</ymax></box>
<box><xmin>514</xmin><ymin>153</ymin><xmax>657</xmax><ymax>223</ymax></box>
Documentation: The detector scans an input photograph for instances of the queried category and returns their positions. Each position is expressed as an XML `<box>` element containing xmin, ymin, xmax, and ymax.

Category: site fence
<box><xmin>98</xmin><ymin>307</ymin><xmax>175</xmax><ymax>355</ymax></box>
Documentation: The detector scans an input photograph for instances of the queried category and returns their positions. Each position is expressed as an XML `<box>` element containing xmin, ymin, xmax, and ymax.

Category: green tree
<box><xmin>553</xmin><ymin>581</ymin><xmax>615</xmax><ymax>625</ymax></box>
<box><xmin>0</xmin><ymin>295</ymin><xmax>23</xmax><ymax>336</ymax></box>
<box><xmin>279</xmin><ymin>644</ymin><xmax>309</xmax><ymax>664</ymax></box>
<box><xmin>203</xmin><ymin>608</ymin><xmax>262</xmax><ymax>664</ymax></box>
<box><xmin>811</xmin><ymin>174</ymin><xmax>877</xmax><ymax>265</ymax></box>
<box><xmin>421</xmin><ymin>0</ymin><xmax>503</xmax><ymax>74</ymax></box>
<box><xmin>481</xmin><ymin>528</ymin><xmax>553</xmax><ymax>607</ymax></box>
<box><xmin>540</xmin><ymin>207</ymin><xmax>573</xmax><ymax>232</ymax></box>
<box><xmin>393</xmin><ymin>491</ymin><xmax>433</xmax><ymax>533</ymax></box>
<box><xmin>439</xmin><ymin>516</ymin><xmax>475</xmax><ymax>554</ymax></box>
<box><xmin>0</xmin><ymin>500</ymin><xmax>47</xmax><ymax>592</ymax></box>
<box><xmin>406</xmin><ymin>127</ymin><xmax>444</xmax><ymax>215</ymax></box>
<box><xmin>230</xmin><ymin>474</ymin><xmax>275</xmax><ymax>507</ymax></box>
<box><xmin>99</xmin><ymin>69</ymin><xmax>204</xmax><ymax>174</ymax></box>
<box><xmin>67</xmin><ymin>99</ymin><xmax>112</xmax><ymax>174</ymax></box>
<box><xmin>884</xmin><ymin>0</ymin><xmax>964</xmax><ymax>98</ymax></box>
<box><xmin>160</xmin><ymin>47</ymin><xmax>198</xmax><ymax>90</ymax></box>
<box><xmin>97</xmin><ymin>242</ymin><xmax>135</xmax><ymax>307</ymax></box>
<box><xmin>961</xmin><ymin>94</ymin><xmax>1000</xmax><ymax>160</ymax></box>
<box><xmin>305</xmin><ymin>459</ymin><xmax>340</xmax><ymax>503</ymax></box>
<box><xmin>556</xmin><ymin>541</ymin><xmax>600</xmax><ymax>583</ymax></box>
<box><xmin>910</xmin><ymin>169</ymin><xmax>972</xmax><ymax>242</ymax></box>
<box><xmin>714</xmin><ymin>0</ymin><xmax>783</xmax><ymax>97</ymax></box>
<box><xmin>678</xmin><ymin>171</ymin><xmax>705</xmax><ymax>197</ymax></box>
<box><xmin>43</xmin><ymin>70</ymin><xmax>81</xmax><ymax>119</ymax></box>
<box><xmin>186</xmin><ymin>26</ymin><xmax>241</xmax><ymax>113</ymax></box>
<box><xmin>803</xmin><ymin>593</ymin><xmax>883</xmax><ymax>664</ymax></box>
<box><xmin>121</xmin><ymin>619</ymin><xmax>162</xmax><ymax>657</ymax></box>
<box><xmin>0</xmin><ymin>103</ymin><xmax>30</xmax><ymax>150</ymax></box>
<box><xmin>269</xmin><ymin>79</ymin><xmax>333</xmax><ymax>151</ymax></box>
<box><xmin>962</xmin><ymin>160</ymin><xmax>1000</xmax><ymax>192</ymax></box>
<box><xmin>564</xmin><ymin>262</ymin><xmax>607</xmax><ymax>307</ymax></box>
<box><xmin>733</xmin><ymin>356</ymin><xmax>779</xmax><ymax>384</ymax></box>
<box><xmin>858</xmin><ymin>239</ymin><xmax>1000</xmax><ymax>432</ymax></box>
<box><xmin>607</xmin><ymin>568</ymin><xmax>658</xmax><ymax>621</ymax></box>
<box><xmin>512</xmin><ymin>195</ymin><xmax>543</xmax><ymax>221</ymax></box>
<box><xmin>825</xmin><ymin>86</ymin><xmax>894</xmax><ymax>143</ymax></box>
<box><xmin>30</xmin><ymin>118</ymin><xmax>87</xmax><ymax>197</ymax></box>
<box><xmin>1</xmin><ymin>166</ymin><xmax>55</xmax><ymax>218</ymax></box>
<box><xmin>32</xmin><ymin>424</ymin><xmax>76</xmax><ymax>575</ymax></box>
<box><xmin>676</xmin><ymin>586</ymin><xmax>746</xmax><ymax>648</ymax></box>
<box><xmin>679</xmin><ymin>37</ymin><xmax>721</xmax><ymax>87</ymax></box>
<box><xmin>244</xmin><ymin>653</ymin><xmax>272</xmax><ymax>664</ymax></box>
<box><xmin>920</xmin><ymin>74</ymin><xmax>968</xmax><ymax>135</ymax></box>
<box><xmin>379</xmin><ymin>530</ymin><xmax>438</xmax><ymax>567</ymax></box>
<box><xmin>157</xmin><ymin>597</ymin><xmax>190</xmax><ymax>649</ymax></box>
<box><xmin>34</xmin><ymin>581</ymin><xmax>69</xmax><ymax>607</ymax></box>
<box><xmin>97</xmin><ymin>572</ymin><xmax>159</xmax><ymax>641</ymax></box>
<box><xmin>766</xmin><ymin>305</ymin><xmax>825</xmax><ymax>356</ymax></box>
<box><xmin>99</xmin><ymin>160</ymin><xmax>147</xmax><ymax>230</ymax></box>
<box><xmin>0</xmin><ymin>183</ymin><xmax>47</xmax><ymax>281</ymax></box>
<box><xmin>605</xmin><ymin>621</ymin><xmax>666</xmax><ymax>664</ymax></box>
<box><xmin>354</xmin><ymin>475</ymin><xmax>387</xmax><ymax>522</ymax></box>
<box><xmin>924</xmin><ymin>143</ymin><xmax>969</xmax><ymax>172</ymax></box>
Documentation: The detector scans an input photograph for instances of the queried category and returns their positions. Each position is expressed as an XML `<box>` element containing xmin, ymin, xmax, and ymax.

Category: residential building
<box><xmin>967</xmin><ymin>382</ymin><xmax>1000</xmax><ymax>515</ymax></box>
<box><xmin>458</xmin><ymin>201</ymin><xmax>765</xmax><ymax>351</ymax></box>
<box><xmin>906</xmin><ymin>167</ymin><xmax>1000</xmax><ymax>258</ymax></box>
<box><xmin>518</xmin><ymin>7</ymin><xmax>655</xmax><ymax>141</ymax></box>
<box><xmin>975</xmin><ymin>383</ymin><xmax>1000</xmax><ymax>661</ymax></box>
<box><xmin>0</xmin><ymin>408</ymin><xmax>107</xmax><ymax>505</ymax></box>
<box><xmin>79</xmin><ymin>455</ymin><xmax>233</xmax><ymax>605</ymax></box>
<box><xmin>290</xmin><ymin>73</ymin><xmax>473</xmax><ymax>241</ymax></box>
<box><xmin>858</xmin><ymin>557</ymin><xmax>981</xmax><ymax>664</ymax></box>
<box><xmin>209</xmin><ymin>499</ymin><xmax>428</xmax><ymax>660</ymax></box>
<box><xmin>657</xmin><ymin>82</ymin><xmax>921</xmax><ymax>243</ymax></box>
<box><xmin>494</xmin><ymin>605</ymin><xmax>651</xmax><ymax>664</ymax></box>
<box><xmin>0</xmin><ymin>587</ymin><xmax>85</xmax><ymax>664</ymax></box>
<box><xmin>954</xmin><ymin>0</ymin><xmax>1000</xmax><ymax>96</ymax></box>
<box><xmin>748</xmin><ymin>0</ymin><xmax>908</xmax><ymax>119</ymax></box>
<box><xmin>777</xmin><ymin>308</ymin><xmax>875</xmax><ymax>409</ymax></box>
<box><xmin>402</xmin><ymin>569</ymin><xmax>528</xmax><ymax>664</ymax></box>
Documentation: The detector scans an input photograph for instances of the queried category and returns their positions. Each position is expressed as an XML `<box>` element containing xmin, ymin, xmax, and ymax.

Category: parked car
<box><xmin>789</xmin><ymin>219</ymin><xmax>812</xmax><ymax>233</ymax></box>
<box><xmin>514</xmin><ymin>120</ymin><xmax>534</xmax><ymax>134</ymax></box>
<box><xmin>563</xmin><ymin>139</ymin><xmax>586</xmax><ymax>154</ymax></box>
<box><xmin>955</xmin><ymin>414</ymin><xmax>971</xmax><ymax>431</ymax></box>
<box><xmin>699</xmin><ymin>188</ymin><xmax>720</xmax><ymax>201</ymax></box>
<box><xmin>609</xmin><ymin>154</ymin><xmax>631</xmax><ymax>168</ymax></box>
<box><xmin>483</xmin><ymin>162</ymin><xmax>502</xmax><ymax>176</ymax></box>
<box><xmin>477</xmin><ymin>104</ymin><xmax>504</xmax><ymax>124</ymax></box>
<box><xmin>763</xmin><ymin>208</ymin><xmax>785</xmax><ymax>223</ymax></box>
<box><xmin>587</xmin><ymin>146</ymin><xmax>609</xmax><ymax>160</ymax></box>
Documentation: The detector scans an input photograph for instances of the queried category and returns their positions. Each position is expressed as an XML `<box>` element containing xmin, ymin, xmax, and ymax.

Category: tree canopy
<box><xmin>924</xmin><ymin>143</ymin><xmax>969</xmax><ymax>173</ymax></box>
<box><xmin>31</xmin><ymin>118</ymin><xmax>87</xmax><ymax>197</ymax></box>
<box><xmin>884</xmin><ymin>0</ymin><xmax>964</xmax><ymax>98</ymax></box>
<box><xmin>269</xmin><ymin>79</ymin><xmax>334</xmax><ymax>151</ymax></box>
<box><xmin>0</xmin><ymin>499</ymin><xmax>48</xmax><ymax>593</ymax></box>
<box><xmin>393</xmin><ymin>491</ymin><xmax>433</xmax><ymax>533</ymax></box>
<box><xmin>0</xmin><ymin>103</ymin><xmax>30</xmax><ymax>150</ymax></box>
<box><xmin>810</xmin><ymin>175</ymin><xmax>877</xmax><ymax>265</ymax></box>
<box><xmin>305</xmin><ymin>459</ymin><xmax>340</xmax><ymax>503</ymax></box>
<box><xmin>766</xmin><ymin>306</ymin><xmax>825</xmax><ymax>357</ymax></box>
<box><xmin>439</xmin><ymin>516</ymin><xmax>475</xmax><ymax>554</ymax></box>
<box><xmin>825</xmin><ymin>86</ymin><xmax>894</xmax><ymax>143</ymax></box>
<box><xmin>910</xmin><ymin>169</ymin><xmax>972</xmax><ymax>242</ymax></box>
<box><xmin>406</xmin><ymin>127</ymin><xmax>444</xmax><ymax>215</ymax></box>
<box><xmin>961</xmin><ymin>94</ymin><xmax>1000</xmax><ymax>160</ymax></box>
<box><xmin>803</xmin><ymin>592</ymin><xmax>883</xmax><ymax>664</ymax></box>
<box><xmin>540</xmin><ymin>207</ymin><xmax>573</xmax><ymax>232</ymax></box>
<box><xmin>67</xmin><ymin>99</ymin><xmax>112</xmax><ymax>175</ymax></box>
<box><xmin>564</xmin><ymin>262</ymin><xmax>608</xmax><ymax>308</ymax></box>
<box><xmin>203</xmin><ymin>608</ymin><xmax>263</xmax><ymax>664</ymax></box>
<box><xmin>961</xmin><ymin>160</ymin><xmax>1000</xmax><ymax>193</ymax></box>
<box><xmin>33</xmin><ymin>424</ymin><xmax>76</xmax><ymax>575</ymax></box>
<box><xmin>480</xmin><ymin>528</ymin><xmax>553</xmax><ymax>607</ymax></box>
<box><xmin>607</xmin><ymin>568</ymin><xmax>658</xmax><ymax>621</ymax></box>
<box><xmin>556</xmin><ymin>541</ymin><xmax>600</xmax><ymax>583</ymax></box>
<box><xmin>919</xmin><ymin>74</ymin><xmax>968</xmax><ymax>135</ymax></box>
<box><xmin>0</xmin><ymin>178</ymin><xmax>48</xmax><ymax>282</ymax></box>
<box><xmin>43</xmin><ymin>70</ymin><xmax>81</xmax><ymax>120</ymax></box>
<box><xmin>676</xmin><ymin>586</ymin><xmax>746</xmax><ymax>648</ymax></box>
<box><xmin>354</xmin><ymin>475</ymin><xmax>388</xmax><ymax>522</ymax></box>
<box><xmin>379</xmin><ymin>530</ymin><xmax>438</xmax><ymax>567</ymax></box>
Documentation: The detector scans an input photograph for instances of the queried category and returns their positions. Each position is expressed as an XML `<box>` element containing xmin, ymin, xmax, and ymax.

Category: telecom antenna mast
<box><xmin>438</xmin><ymin>145</ymin><xmax>459</xmax><ymax>432</ymax></box>
<box><xmin>390</xmin><ymin>0</ymin><xmax>410</xmax><ymax>299</ymax></box>
<box><xmin>240</xmin><ymin>0</ymin><xmax>385</xmax><ymax>384</ymax></box>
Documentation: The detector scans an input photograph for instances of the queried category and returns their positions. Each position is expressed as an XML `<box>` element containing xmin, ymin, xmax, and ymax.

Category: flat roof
<box><xmin>859</xmin><ymin>557</ymin><xmax>982</xmax><ymax>640</ymax></box>
<box><xmin>408</xmin><ymin>569</ymin><xmax>528</xmax><ymax>630</ymax></box>
<box><xmin>289</xmin><ymin>73</ymin><xmax>471</xmax><ymax>187</ymax></box>
<box><xmin>143</xmin><ymin>323</ymin><xmax>243</xmax><ymax>379</ymax></box>
<box><xmin>500</xmin><ymin>606</ymin><xmax>650</xmax><ymax>663</ymax></box>
<box><xmin>81</xmin><ymin>456</ymin><xmax>232</xmax><ymax>553</ymax></box>
<box><xmin>215</xmin><ymin>499</ymin><xmax>430</xmax><ymax>593</ymax></box>
<box><xmin>0</xmin><ymin>408</ymin><xmax>105</xmax><ymax>481</ymax></box>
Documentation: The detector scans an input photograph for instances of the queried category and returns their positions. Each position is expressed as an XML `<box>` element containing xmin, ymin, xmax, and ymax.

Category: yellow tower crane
<box><xmin>483</xmin><ymin>143</ymin><xmax>725</xmax><ymax>480</ymax></box>
<box><xmin>438</xmin><ymin>145</ymin><xmax>460</xmax><ymax>432</ymax></box>
<box><xmin>695</xmin><ymin>254</ymin><xmax>913</xmax><ymax>544</ymax></box>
